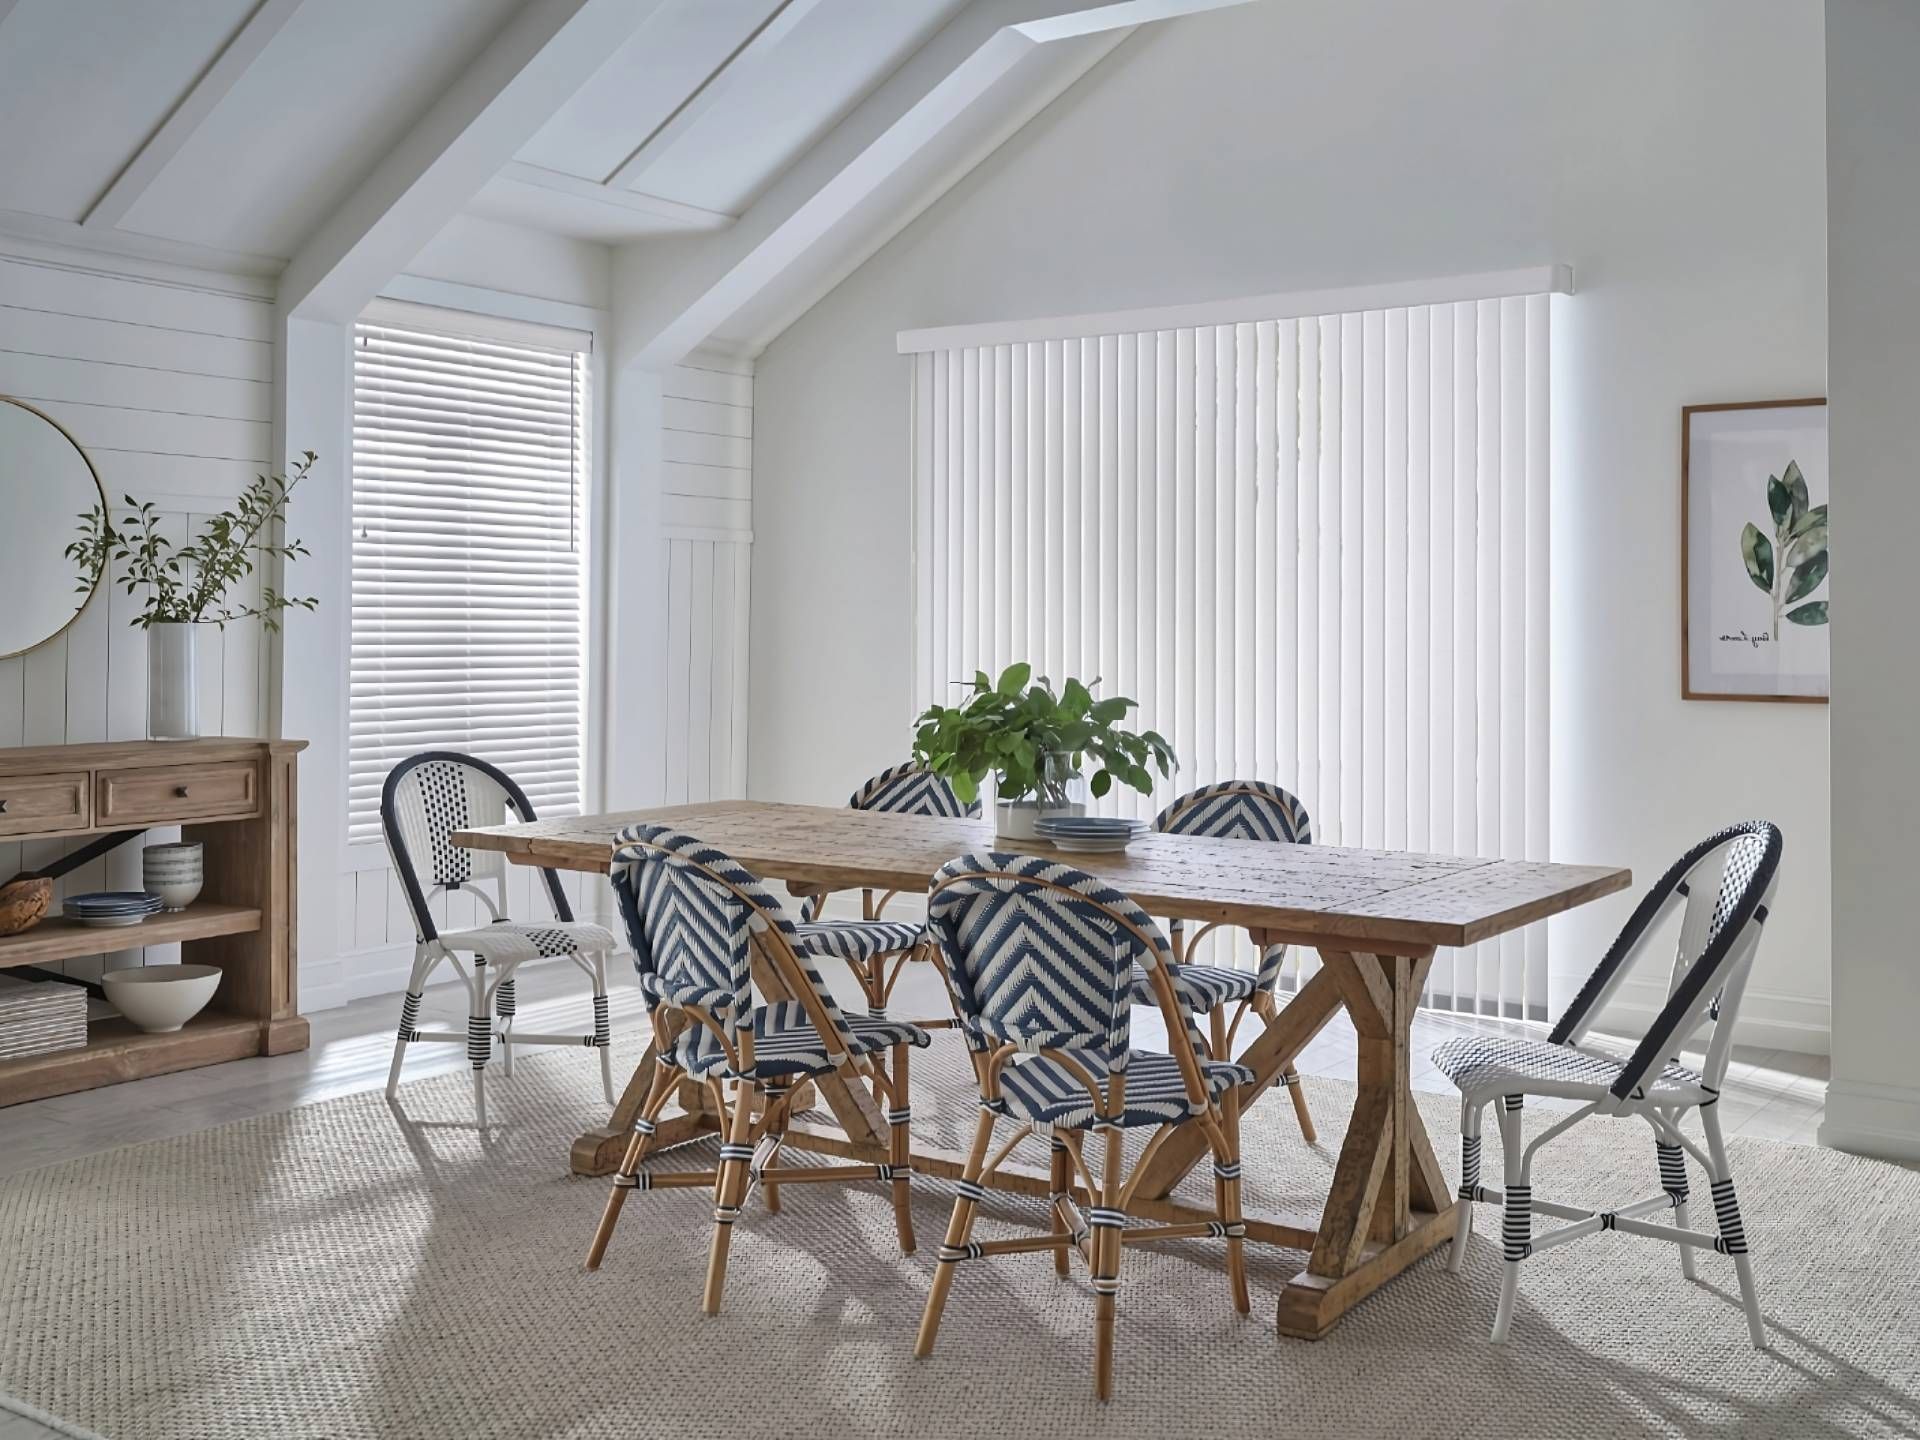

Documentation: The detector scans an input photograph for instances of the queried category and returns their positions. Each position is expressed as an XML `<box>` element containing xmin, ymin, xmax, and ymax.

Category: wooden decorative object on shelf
<box><xmin>0</xmin><ymin>737</ymin><xmax>308</xmax><ymax>1106</ymax></box>
<box><xmin>0</xmin><ymin>876</ymin><xmax>51</xmax><ymax>937</ymax></box>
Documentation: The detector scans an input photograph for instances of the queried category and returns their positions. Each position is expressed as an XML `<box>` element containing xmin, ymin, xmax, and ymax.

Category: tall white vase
<box><xmin>148</xmin><ymin>621</ymin><xmax>199</xmax><ymax>739</ymax></box>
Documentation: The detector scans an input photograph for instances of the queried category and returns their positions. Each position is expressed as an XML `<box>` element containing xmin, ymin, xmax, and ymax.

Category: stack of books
<box><xmin>0</xmin><ymin>973</ymin><xmax>89</xmax><ymax>1061</ymax></box>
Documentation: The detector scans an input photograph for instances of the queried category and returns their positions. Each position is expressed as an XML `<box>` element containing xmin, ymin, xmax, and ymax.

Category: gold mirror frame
<box><xmin>0</xmin><ymin>394</ymin><xmax>110</xmax><ymax>661</ymax></box>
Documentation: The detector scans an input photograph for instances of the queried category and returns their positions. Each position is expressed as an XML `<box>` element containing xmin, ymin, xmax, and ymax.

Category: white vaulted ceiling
<box><xmin>0</xmin><ymin>0</ymin><xmax>1258</xmax><ymax>349</ymax></box>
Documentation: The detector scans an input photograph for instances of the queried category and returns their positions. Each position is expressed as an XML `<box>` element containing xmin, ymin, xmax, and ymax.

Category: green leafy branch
<box><xmin>911</xmin><ymin>664</ymin><xmax>1176</xmax><ymax>806</ymax></box>
<box><xmin>65</xmin><ymin>452</ymin><xmax>321</xmax><ymax>632</ymax></box>
<box><xmin>1739</xmin><ymin>458</ymin><xmax>1828</xmax><ymax>633</ymax></box>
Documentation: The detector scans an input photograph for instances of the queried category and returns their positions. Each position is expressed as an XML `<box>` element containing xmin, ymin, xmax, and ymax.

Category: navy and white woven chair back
<box><xmin>927</xmin><ymin>853</ymin><xmax>1172</xmax><ymax>1070</ymax></box>
<box><xmin>1153</xmin><ymin>780</ymin><xmax>1312</xmax><ymax>989</ymax></box>
<box><xmin>381</xmin><ymin>751</ymin><xmax>571</xmax><ymax>945</ymax></box>
<box><xmin>797</xmin><ymin>763</ymin><xmax>982</xmax><ymax>923</ymax></box>
<box><xmin>612</xmin><ymin>824</ymin><xmax>858</xmax><ymax>1050</ymax></box>
<box><xmin>849</xmin><ymin>761</ymin><xmax>981</xmax><ymax>818</ymax></box>
<box><xmin>1551</xmin><ymin>820</ymin><xmax>1782</xmax><ymax>1104</ymax></box>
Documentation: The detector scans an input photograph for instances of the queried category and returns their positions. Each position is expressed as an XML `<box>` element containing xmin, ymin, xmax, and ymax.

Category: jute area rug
<box><xmin>2</xmin><ymin>1033</ymin><xmax>1916</xmax><ymax>1440</ymax></box>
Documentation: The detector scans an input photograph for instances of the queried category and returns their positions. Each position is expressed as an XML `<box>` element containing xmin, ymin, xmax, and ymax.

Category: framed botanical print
<box><xmin>1682</xmin><ymin>398</ymin><xmax>1829</xmax><ymax>702</ymax></box>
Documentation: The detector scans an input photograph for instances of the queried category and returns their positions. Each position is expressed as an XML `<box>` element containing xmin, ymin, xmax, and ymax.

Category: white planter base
<box><xmin>994</xmin><ymin>799</ymin><xmax>1085</xmax><ymax>846</ymax></box>
<box><xmin>148</xmin><ymin>622</ymin><xmax>200</xmax><ymax>739</ymax></box>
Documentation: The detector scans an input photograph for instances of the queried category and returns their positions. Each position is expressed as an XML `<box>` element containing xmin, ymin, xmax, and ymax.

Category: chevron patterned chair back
<box><xmin>917</xmin><ymin>852</ymin><xmax>1257</xmax><ymax>1400</ymax></box>
<box><xmin>797</xmin><ymin>761</ymin><xmax>979</xmax><ymax>924</ymax></box>
<box><xmin>1433</xmin><ymin>821</ymin><xmax>1783</xmax><ymax>1348</ymax></box>
<box><xmin>592</xmin><ymin>823</ymin><xmax>933</xmax><ymax>1315</ymax></box>
<box><xmin>1154</xmin><ymin>779</ymin><xmax>1311</xmax><ymax>993</ymax></box>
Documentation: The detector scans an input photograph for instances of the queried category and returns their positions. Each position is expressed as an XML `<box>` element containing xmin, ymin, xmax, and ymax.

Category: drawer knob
<box><xmin>0</xmin><ymin>798</ymin><xmax>8</xmax><ymax>813</ymax></box>
<box><xmin>175</xmin><ymin>786</ymin><xmax>191</xmax><ymax>798</ymax></box>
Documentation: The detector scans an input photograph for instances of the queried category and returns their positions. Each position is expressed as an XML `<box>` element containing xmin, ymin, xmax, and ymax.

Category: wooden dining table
<box><xmin>454</xmin><ymin>799</ymin><xmax>1629</xmax><ymax>1339</ymax></box>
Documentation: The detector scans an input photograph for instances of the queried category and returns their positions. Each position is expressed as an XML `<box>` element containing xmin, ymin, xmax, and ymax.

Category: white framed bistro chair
<box><xmin>1128</xmin><ymin>780</ymin><xmax>1318</xmax><ymax>1142</ymax></box>
<box><xmin>1434</xmin><ymin>820</ymin><xmax>1783</xmax><ymax>1348</ymax></box>
<box><xmin>917</xmin><ymin>852</ymin><xmax>1255</xmax><ymax>1401</ymax></box>
<box><xmin>380</xmin><ymin>751</ymin><xmax>618</xmax><ymax>1127</ymax></box>
<box><xmin>586</xmin><ymin>824</ymin><xmax>932</xmax><ymax>1314</ymax></box>
<box><xmin>791</xmin><ymin>761</ymin><xmax>980</xmax><ymax>1019</ymax></box>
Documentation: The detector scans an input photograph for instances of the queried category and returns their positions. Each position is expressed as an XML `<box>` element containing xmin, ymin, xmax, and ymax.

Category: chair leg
<box><xmin>915</xmin><ymin>1108</ymin><xmax>996</xmax><ymax>1360</ymax></box>
<box><xmin>1049</xmin><ymin>1137</ymin><xmax>1073</xmax><ymax>1277</ymax></box>
<box><xmin>495</xmin><ymin>971</ymin><xmax>517</xmax><ymax>1078</ymax></box>
<box><xmin>887</xmin><ymin>1042</ymin><xmax>916</xmax><ymax>1255</ymax></box>
<box><xmin>1091</xmin><ymin>1122</ymin><xmax>1125</xmax><ymax>1400</ymax></box>
<box><xmin>1449</xmin><ymin>1099</ymin><xmax>1483</xmax><ymax>1273</ymax></box>
<box><xmin>1491</xmin><ymin>1095</ymin><xmax>1528</xmax><ymax>1343</ymax></box>
<box><xmin>863</xmin><ymin>956</ymin><xmax>888</xmax><ymax>1019</ymax></box>
<box><xmin>703</xmin><ymin>1076</ymin><xmax>759</xmax><ymax>1316</ymax></box>
<box><xmin>1209</xmin><ymin>1007</ymin><xmax>1230</xmax><ymax>1062</ymax></box>
<box><xmin>1656</xmin><ymin>1130</ymin><xmax>1697</xmax><ymax>1282</ymax></box>
<box><xmin>1217</xmin><ymin>1093</ymin><xmax>1250</xmax><ymax>1316</ymax></box>
<box><xmin>467</xmin><ymin>956</ymin><xmax>491</xmax><ymax>1129</ymax></box>
<box><xmin>1701</xmin><ymin>1103</ymin><xmax>1767</xmax><ymax>1349</ymax></box>
<box><xmin>1282</xmin><ymin>1068</ymin><xmax>1317</xmax><ymax>1144</ymax></box>
<box><xmin>385</xmin><ymin>944</ymin><xmax>434</xmax><ymax>1098</ymax></box>
<box><xmin>590</xmin><ymin>951</ymin><xmax>614</xmax><ymax>1106</ymax></box>
<box><xmin>585</xmin><ymin>1062</ymin><xmax>680</xmax><ymax>1270</ymax></box>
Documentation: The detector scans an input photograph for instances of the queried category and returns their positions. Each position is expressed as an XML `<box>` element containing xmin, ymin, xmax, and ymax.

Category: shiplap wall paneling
<box><xmin>0</xmin><ymin>247</ymin><xmax>273</xmax><ymax>979</ymax></box>
<box><xmin>911</xmin><ymin>297</ymin><xmax>1550</xmax><ymax>1019</ymax></box>
<box><xmin>661</xmin><ymin>350</ymin><xmax>752</xmax><ymax>805</ymax></box>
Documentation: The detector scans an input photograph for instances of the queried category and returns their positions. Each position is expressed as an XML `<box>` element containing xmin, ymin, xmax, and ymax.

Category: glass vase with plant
<box><xmin>911</xmin><ymin>664</ymin><xmax>1176</xmax><ymax>840</ymax></box>
<box><xmin>66</xmin><ymin>451</ymin><xmax>320</xmax><ymax>737</ymax></box>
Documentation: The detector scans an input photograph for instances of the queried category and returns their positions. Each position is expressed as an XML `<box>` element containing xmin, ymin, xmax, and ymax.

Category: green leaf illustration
<box><xmin>1782</xmin><ymin>459</ymin><xmax>1810</xmax><ymax>526</ymax></box>
<box><xmin>1785</xmin><ymin>600</ymin><xmax>1828</xmax><ymax>626</ymax></box>
<box><xmin>1740</xmin><ymin>522</ymin><xmax>1774</xmax><ymax>593</ymax></box>
<box><xmin>1784</xmin><ymin>547</ymin><xmax>1828</xmax><ymax>604</ymax></box>
<box><xmin>1767</xmin><ymin>474</ymin><xmax>1793</xmax><ymax>530</ymax></box>
<box><xmin>1785</xmin><ymin>521</ymin><xmax>1827</xmax><ymax>572</ymax></box>
<box><xmin>1789</xmin><ymin>501</ymin><xmax>1827</xmax><ymax>540</ymax></box>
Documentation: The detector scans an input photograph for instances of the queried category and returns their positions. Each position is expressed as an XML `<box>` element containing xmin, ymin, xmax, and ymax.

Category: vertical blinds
<box><xmin>910</xmin><ymin>296</ymin><xmax>1550</xmax><ymax>1018</ymax></box>
<box><xmin>348</xmin><ymin>313</ymin><xmax>590</xmax><ymax>847</ymax></box>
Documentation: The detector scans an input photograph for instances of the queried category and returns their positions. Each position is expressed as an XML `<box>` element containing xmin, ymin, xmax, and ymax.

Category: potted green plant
<box><xmin>912</xmin><ymin>665</ymin><xmax>1176</xmax><ymax>842</ymax></box>
<box><xmin>67</xmin><ymin>451</ymin><xmax>319</xmax><ymax>738</ymax></box>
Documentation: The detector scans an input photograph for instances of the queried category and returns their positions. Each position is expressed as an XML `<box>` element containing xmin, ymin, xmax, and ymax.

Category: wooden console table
<box><xmin>0</xmin><ymin>738</ymin><xmax>307</xmax><ymax>1106</ymax></box>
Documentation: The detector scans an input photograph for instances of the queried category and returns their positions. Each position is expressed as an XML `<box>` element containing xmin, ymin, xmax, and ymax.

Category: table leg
<box><xmin>570</xmin><ymin>1033</ymin><xmax>713</xmax><ymax>1177</ymax></box>
<box><xmin>1274</xmin><ymin>949</ymin><xmax>1455</xmax><ymax>1339</ymax></box>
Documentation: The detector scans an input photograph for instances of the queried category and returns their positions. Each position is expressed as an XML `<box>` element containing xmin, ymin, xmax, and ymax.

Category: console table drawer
<box><xmin>0</xmin><ymin>772</ymin><xmax>89</xmax><ymax>837</ymax></box>
<box><xmin>97</xmin><ymin>762</ymin><xmax>259</xmax><ymax>825</ymax></box>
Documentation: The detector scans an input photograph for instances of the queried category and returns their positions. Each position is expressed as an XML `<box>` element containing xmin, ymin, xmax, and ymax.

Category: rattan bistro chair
<box><xmin>586</xmin><ymin>824</ymin><xmax>932</xmax><ymax>1314</ymax></box>
<box><xmin>380</xmin><ymin>751</ymin><xmax>618</xmax><ymax>1127</ymax></box>
<box><xmin>1128</xmin><ymin>780</ymin><xmax>1317</xmax><ymax>1141</ymax></box>
<box><xmin>1435</xmin><ymin>821</ymin><xmax>1783</xmax><ymax>1347</ymax></box>
<box><xmin>790</xmin><ymin>762</ymin><xmax>981</xmax><ymax>1019</ymax></box>
<box><xmin>916</xmin><ymin>853</ymin><xmax>1255</xmax><ymax>1401</ymax></box>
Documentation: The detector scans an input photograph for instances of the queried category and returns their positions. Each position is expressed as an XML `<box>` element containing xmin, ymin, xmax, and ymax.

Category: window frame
<box><xmin>340</xmin><ymin>280</ymin><xmax>610</xmax><ymax>874</ymax></box>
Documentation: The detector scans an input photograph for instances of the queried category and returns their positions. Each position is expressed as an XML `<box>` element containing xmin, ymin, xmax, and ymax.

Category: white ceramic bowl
<box><xmin>142</xmin><ymin>842</ymin><xmax>204</xmax><ymax>912</ymax></box>
<box><xmin>101</xmin><ymin>963</ymin><xmax>220</xmax><ymax>1034</ymax></box>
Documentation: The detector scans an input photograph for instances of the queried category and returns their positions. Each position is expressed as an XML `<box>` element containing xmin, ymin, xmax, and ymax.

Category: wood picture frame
<box><xmin>1681</xmin><ymin>397</ymin><xmax>1829</xmax><ymax>703</ymax></box>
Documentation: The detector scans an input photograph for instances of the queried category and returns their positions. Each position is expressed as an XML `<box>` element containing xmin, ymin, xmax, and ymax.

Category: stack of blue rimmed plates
<box><xmin>1034</xmin><ymin>816</ymin><xmax>1150</xmax><ymax>854</ymax></box>
<box><xmin>62</xmin><ymin>892</ymin><xmax>164</xmax><ymax>929</ymax></box>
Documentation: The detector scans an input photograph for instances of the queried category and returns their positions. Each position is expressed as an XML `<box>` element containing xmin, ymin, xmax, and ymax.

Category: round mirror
<box><xmin>0</xmin><ymin>396</ymin><xmax>107</xmax><ymax>659</ymax></box>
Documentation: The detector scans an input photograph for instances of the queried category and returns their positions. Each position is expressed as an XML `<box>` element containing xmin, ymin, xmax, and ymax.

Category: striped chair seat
<box><xmin>791</xmin><ymin>917</ymin><xmax>924</xmax><ymax>962</ymax></box>
<box><xmin>1433</xmin><ymin>1034</ymin><xmax>1710</xmax><ymax>1106</ymax></box>
<box><xmin>441</xmin><ymin>919</ymin><xmax>618</xmax><ymax>966</ymax></box>
<box><xmin>991</xmin><ymin>1049</ymin><xmax>1256</xmax><ymax>1130</ymax></box>
<box><xmin>1127</xmin><ymin>962</ymin><xmax>1257</xmax><ymax>1014</ymax></box>
<box><xmin>672</xmin><ymin>999</ymin><xmax>931</xmax><ymax>1079</ymax></box>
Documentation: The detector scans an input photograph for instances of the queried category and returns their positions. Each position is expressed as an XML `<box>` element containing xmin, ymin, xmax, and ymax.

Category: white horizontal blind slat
<box><xmin>348</xmin><ymin>321</ymin><xmax>588</xmax><ymax>846</ymax></box>
<box><xmin>909</xmin><ymin>294</ymin><xmax>1554</xmax><ymax>1020</ymax></box>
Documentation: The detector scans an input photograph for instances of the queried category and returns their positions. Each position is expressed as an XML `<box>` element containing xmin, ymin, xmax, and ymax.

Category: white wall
<box><xmin>1823</xmin><ymin>0</ymin><xmax>1920</xmax><ymax>1158</ymax></box>
<box><xmin>0</xmin><ymin>239</ymin><xmax>273</xmax><ymax>979</ymax></box>
<box><xmin>404</xmin><ymin>212</ymin><xmax>612</xmax><ymax>312</ymax></box>
<box><xmin>748</xmin><ymin>0</ymin><xmax>1832</xmax><ymax>1048</ymax></box>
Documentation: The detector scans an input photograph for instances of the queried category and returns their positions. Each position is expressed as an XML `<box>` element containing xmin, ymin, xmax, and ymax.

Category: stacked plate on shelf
<box><xmin>62</xmin><ymin>891</ymin><xmax>164</xmax><ymax>929</ymax></box>
<box><xmin>0</xmin><ymin>973</ymin><xmax>88</xmax><ymax>1059</ymax></box>
<box><xmin>1034</xmin><ymin>816</ymin><xmax>1150</xmax><ymax>854</ymax></box>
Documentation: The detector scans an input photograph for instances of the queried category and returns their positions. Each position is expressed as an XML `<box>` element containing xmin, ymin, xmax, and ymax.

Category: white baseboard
<box><xmin>1819</xmin><ymin>1078</ymin><xmax>1920</xmax><ymax>1163</ymax></box>
<box><xmin>1593</xmin><ymin>975</ymin><xmax>1829</xmax><ymax>1056</ymax></box>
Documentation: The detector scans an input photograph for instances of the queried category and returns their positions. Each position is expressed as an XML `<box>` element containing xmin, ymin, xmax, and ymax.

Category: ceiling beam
<box><xmin>498</xmin><ymin>161</ymin><xmax>734</xmax><ymax>230</ymax></box>
<box><xmin>81</xmin><ymin>0</ymin><xmax>306</xmax><ymax>232</ymax></box>
<box><xmin>279</xmin><ymin>0</ymin><xmax>666</xmax><ymax>322</ymax></box>
<box><xmin>615</xmin><ymin>0</ymin><xmax>1258</xmax><ymax>369</ymax></box>
<box><xmin>603</xmin><ymin>0</ymin><xmax>826</xmax><ymax>192</ymax></box>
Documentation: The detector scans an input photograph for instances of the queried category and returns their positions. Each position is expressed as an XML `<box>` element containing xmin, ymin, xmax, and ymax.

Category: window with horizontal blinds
<box><xmin>910</xmin><ymin>294</ymin><xmax>1551</xmax><ymax>1019</ymax></box>
<box><xmin>347</xmin><ymin>312</ymin><xmax>590</xmax><ymax>848</ymax></box>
